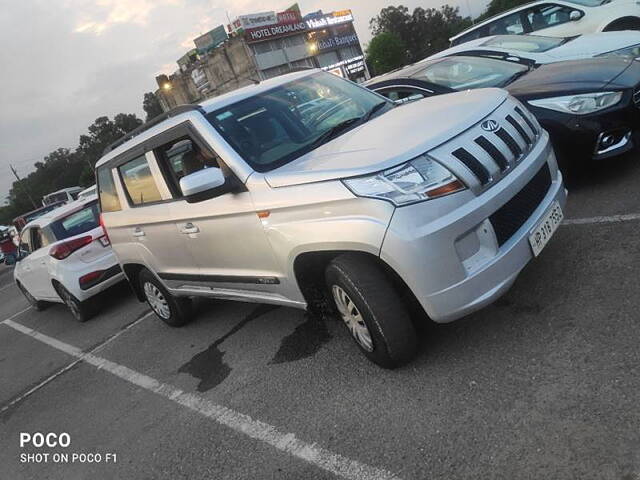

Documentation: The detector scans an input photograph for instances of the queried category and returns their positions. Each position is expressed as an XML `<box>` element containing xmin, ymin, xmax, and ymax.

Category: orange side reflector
<box><xmin>426</xmin><ymin>180</ymin><xmax>466</xmax><ymax>199</ymax></box>
<box><xmin>257</xmin><ymin>210</ymin><xmax>271</xmax><ymax>219</ymax></box>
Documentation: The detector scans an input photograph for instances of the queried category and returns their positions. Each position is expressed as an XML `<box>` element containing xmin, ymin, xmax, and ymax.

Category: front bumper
<box><xmin>530</xmin><ymin>94</ymin><xmax>639</xmax><ymax>161</ymax></box>
<box><xmin>381</xmin><ymin>140</ymin><xmax>566</xmax><ymax>323</ymax></box>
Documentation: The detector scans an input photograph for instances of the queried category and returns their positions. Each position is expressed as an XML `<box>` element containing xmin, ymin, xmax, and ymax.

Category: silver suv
<box><xmin>96</xmin><ymin>70</ymin><xmax>566</xmax><ymax>368</ymax></box>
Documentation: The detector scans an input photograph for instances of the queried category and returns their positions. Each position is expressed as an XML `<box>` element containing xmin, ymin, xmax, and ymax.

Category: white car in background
<box><xmin>7</xmin><ymin>195</ymin><xmax>124</xmax><ymax>322</ymax></box>
<box><xmin>451</xmin><ymin>0</ymin><xmax>640</xmax><ymax>46</ymax></box>
<box><xmin>432</xmin><ymin>31</ymin><xmax>640</xmax><ymax>64</ymax></box>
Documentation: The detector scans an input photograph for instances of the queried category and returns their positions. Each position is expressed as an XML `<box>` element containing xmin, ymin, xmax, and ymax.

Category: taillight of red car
<box><xmin>49</xmin><ymin>236</ymin><xmax>93</xmax><ymax>260</ymax></box>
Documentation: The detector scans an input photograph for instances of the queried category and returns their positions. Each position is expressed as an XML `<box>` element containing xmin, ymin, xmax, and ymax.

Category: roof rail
<box><xmin>103</xmin><ymin>104</ymin><xmax>206</xmax><ymax>155</ymax></box>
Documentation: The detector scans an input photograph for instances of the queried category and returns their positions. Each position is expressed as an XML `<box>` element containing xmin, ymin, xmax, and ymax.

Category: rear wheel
<box><xmin>17</xmin><ymin>282</ymin><xmax>48</xmax><ymax>311</ymax></box>
<box><xmin>139</xmin><ymin>269</ymin><xmax>192</xmax><ymax>327</ymax></box>
<box><xmin>603</xmin><ymin>18</ymin><xmax>640</xmax><ymax>31</ymax></box>
<box><xmin>54</xmin><ymin>283</ymin><xmax>92</xmax><ymax>322</ymax></box>
<box><xmin>325</xmin><ymin>254</ymin><xmax>418</xmax><ymax>369</ymax></box>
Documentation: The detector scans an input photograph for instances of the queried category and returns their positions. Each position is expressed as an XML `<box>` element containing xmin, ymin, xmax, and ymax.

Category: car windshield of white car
<box><xmin>412</xmin><ymin>56</ymin><xmax>528</xmax><ymax>90</ymax></box>
<box><xmin>482</xmin><ymin>35</ymin><xmax>566</xmax><ymax>53</ymax></box>
<box><xmin>206</xmin><ymin>71</ymin><xmax>390</xmax><ymax>172</ymax></box>
<box><xmin>49</xmin><ymin>202</ymin><xmax>100</xmax><ymax>241</ymax></box>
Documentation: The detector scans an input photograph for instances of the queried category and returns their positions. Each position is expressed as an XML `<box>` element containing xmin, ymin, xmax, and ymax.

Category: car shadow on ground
<box><xmin>559</xmin><ymin>148</ymin><xmax>639</xmax><ymax>192</ymax></box>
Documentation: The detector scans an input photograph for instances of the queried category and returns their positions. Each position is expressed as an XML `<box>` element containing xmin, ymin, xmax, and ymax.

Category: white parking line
<box><xmin>0</xmin><ymin>317</ymin><xmax>402</xmax><ymax>480</ymax></box>
<box><xmin>0</xmin><ymin>282</ymin><xmax>16</xmax><ymax>293</ymax></box>
<box><xmin>0</xmin><ymin>310</ymin><xmax>153</xmax><ymax>414</ymax></box>
<box><xmin>563</xmin><ymin>213</ymin><xmax>640</xmax><ymax>226</ymax></box>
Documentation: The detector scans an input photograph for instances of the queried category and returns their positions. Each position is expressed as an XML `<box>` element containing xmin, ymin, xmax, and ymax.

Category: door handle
<box><xmin>132</xmin><ymin>227</ymin><xmax>146</xmax><ymax>238</ymax></box>
<box><xmin>180</xmin><ymin>223</ymin><xmax>200</xmax><ymax>235</ymax></box>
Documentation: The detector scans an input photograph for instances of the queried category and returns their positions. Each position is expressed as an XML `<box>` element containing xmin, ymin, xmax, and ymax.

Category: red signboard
<box><xmin>277</xmin><ymin>10</ymin><xmax>300</xmax><ymax>24</ymax></box>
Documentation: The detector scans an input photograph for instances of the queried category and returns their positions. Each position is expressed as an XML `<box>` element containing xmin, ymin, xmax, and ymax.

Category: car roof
<box><xmin>95</xmin><ymin>69</ymin><xmax>318</xmax><ymax>169</ymax></box>
<box><xmin>22</xmin><ymin>194</ymin><xmax>98</xmax><ymax>230</ymax></box>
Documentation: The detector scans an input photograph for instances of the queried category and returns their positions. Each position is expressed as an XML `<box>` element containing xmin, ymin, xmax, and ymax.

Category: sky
<box><xmin>0</xmin><ymin>0</ymin><xmax>489</xmax><ymax>202</ymax></box>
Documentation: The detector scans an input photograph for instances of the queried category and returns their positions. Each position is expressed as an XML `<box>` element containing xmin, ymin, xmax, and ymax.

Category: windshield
<box><xmin>206</xmin><ymin>72</ymin><xmax>389</xmax><ymax>172</ymax></box>
<box><xmin>49</xmin><ymin>201</ymin><xmax>100</xmax><ymax>241</ymax></box>
<box><xmin>412</xmin><ymin>56</ymin><xmax>528</xmax><ymax>90</ymax></box>
<box><xmin>482</xmin><ymin>35</ymin><xmax>566</xmax><ymax>53</ymax></box>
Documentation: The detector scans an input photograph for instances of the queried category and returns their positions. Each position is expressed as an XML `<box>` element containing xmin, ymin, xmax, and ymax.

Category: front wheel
<box><xmin>325</xmin><ymin>254</ymin><xmax>418</xmax><ymax>369</ymax></box>
<box><xmin>139</xmin><ymin>269</ymin><xmax>192</xmax><ymax>327</ymax></box>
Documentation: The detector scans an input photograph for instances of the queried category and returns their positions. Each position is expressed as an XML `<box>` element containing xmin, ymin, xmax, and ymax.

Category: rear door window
<box><xmin>97</xmin><ymin>166</ymin><xmax>122</xmax><ymax>212</ymax></box>
<box><xmin>119</xmin><ymin>155</ymin><xmax>163</xmax><ymax>206</ymax></box>
<box><xmin>49</xmin><ymin>202</ymin><xmax>100</xmax><ymax>241</ymax></box>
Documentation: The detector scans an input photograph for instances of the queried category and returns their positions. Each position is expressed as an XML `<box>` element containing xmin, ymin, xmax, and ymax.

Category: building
<box><xmin>155</xmin><ymin>5</ymin><xmax>369</xmax><ymax>112</ymax></box>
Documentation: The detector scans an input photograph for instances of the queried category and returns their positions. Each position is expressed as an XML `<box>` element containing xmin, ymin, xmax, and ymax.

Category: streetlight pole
<box><xmin>9</xmin><ymin>164</ymin><xmax>37</xmax><ymax>209</ymax></box>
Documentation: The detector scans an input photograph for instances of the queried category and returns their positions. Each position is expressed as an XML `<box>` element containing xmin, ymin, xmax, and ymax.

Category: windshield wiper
<box><xmin>309</xmin><ymin>117</ymin><xmax>362</xmax><ymax>149</ymax></box>
<box><xmin>360</xmin><ymin>101</ymin><xmax>389</xmax><ymax>123</ymax></box>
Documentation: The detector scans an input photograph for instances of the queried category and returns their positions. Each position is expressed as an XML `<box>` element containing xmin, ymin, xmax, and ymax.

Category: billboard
<box><xmin>305</xmin><ymin>10</ymin><xmax>353</xmax><ymax>29</ymax></box>
<box><xmin>245</xmin><ymin>21</ymin><xmax>307</xmax><ymax>43</ymax></box>
<box><xmin>238</xmin><ymin>11</ymin><xmax>277</xmax><ymax>29</ymax></box>
<box><xmin>194</xmin><ymin>25</ymin><xmax>228</xmax><ymax>53</ymax></box>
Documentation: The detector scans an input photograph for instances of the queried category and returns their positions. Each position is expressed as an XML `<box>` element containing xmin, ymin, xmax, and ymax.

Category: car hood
<box><xmin>548</xmin><ymin>31</ymin><xmax>640</xmax><ymax>61</ymax></box>
<box><xmin>265</xmin><ymin>88</ymin><xmax>508</xmax><ymax>188</ymax></box>
<box><xmin>507</xmin><ymin>57</ymin><xmax>636</xmax><ymax>98</ymax></box>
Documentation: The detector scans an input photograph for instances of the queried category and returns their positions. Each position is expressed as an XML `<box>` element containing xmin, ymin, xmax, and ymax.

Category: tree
<box><xmin>143</xmin><ymin>92</ymin><xmax>163</xmax><ymax>121</ymax></box>
<box><xmin>478</xmin><ymin>0</ymin><xmax>531</xmax><ymax>21</ymax></box>
<box><xmin>370</xmin><ymin>5</ymin><xmax>472</xmax><ymax>64</ymax></box>
<box><xmin>366</xmin><ymin>33</ymin><xmax>408</xmax><ymax>76</ymax></box>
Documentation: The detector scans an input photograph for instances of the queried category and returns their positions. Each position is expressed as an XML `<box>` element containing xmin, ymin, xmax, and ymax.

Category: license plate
<box><xmin>529</xmin><ymin>201</ymin><xmax>563</xmax><ymax>257</ymax></box>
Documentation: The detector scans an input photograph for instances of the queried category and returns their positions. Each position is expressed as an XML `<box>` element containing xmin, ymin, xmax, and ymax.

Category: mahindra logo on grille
<box><xmin>481</xmin><ymin>120</ymin><xmax>500</xmax><ymax>132</ymax></box>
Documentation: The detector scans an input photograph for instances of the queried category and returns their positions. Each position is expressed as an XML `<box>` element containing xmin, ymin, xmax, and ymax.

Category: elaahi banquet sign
<box><xmin>245</xmin><ymin>21</ymin><xmax>307</xmax><ymax>42</ymax></box>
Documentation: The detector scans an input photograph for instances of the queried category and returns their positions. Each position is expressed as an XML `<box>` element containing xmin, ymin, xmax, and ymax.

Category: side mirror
<box><xmin>4</xmin><ymin>253</ymin><xmax>17</xmax><ymax>266</ymax></box>
<box><xmin>180</xmin><ymin>168</ymin><xmax>228</xmax><ymax>204</ymax></box>
<box><xmin>570</xmin><ymin>10</ymin><xmax>582</xmax><ymax>21</ymax></box>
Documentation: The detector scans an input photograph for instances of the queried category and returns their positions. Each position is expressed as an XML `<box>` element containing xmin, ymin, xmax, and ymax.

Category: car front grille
<box><xmin>489</xmin><ymin>163</ymin><xmax>552</xmax><ymax>247</ymax></box>
<box><xmin>430</xmin><ymin>101</ymin><xmax>541</xmax><ymax>189</ymax></box>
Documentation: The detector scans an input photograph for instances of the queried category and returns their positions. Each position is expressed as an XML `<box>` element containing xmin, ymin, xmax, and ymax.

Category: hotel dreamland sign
<box><xmin>245</xmin><ymin>21</ymin><xmax>307</xmax><ymax>42</ymax></box>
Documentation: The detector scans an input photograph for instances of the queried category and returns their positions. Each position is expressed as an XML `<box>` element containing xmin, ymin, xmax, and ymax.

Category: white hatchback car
<box><xmin>7</xmin><ymin>195</ymin><xmax>125</xmax><ymax>321</ymax></box>
<box><xmin>433</xmin><ymin>31</ymin><xmax>640</xmax><ymax>64</ymax></box>
<box><xmin>451</xmin><ymin>0</ymin><xmax>640</xmax><ymax>46</ymax></box>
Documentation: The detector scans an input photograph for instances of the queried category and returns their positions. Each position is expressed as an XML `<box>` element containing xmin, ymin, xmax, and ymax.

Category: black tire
<box><xmin>325</xmin><ymin>254</ymin><xmax>418</xmax><ymax>369</ymax></box>
<box><xmin>604</xmin><ymin>18</ymin><xmax>640</xmax><ymax>31</ymax></box>
<box><xmin>54</xmin><ymin>283</ymin><xmax>92</xmax><ymax>322</ymax></box>
<box><xmin>139</xmin><ymin>269</ymin><xmax>192</xmax><ymax>327</ymax></box>
<box><xmin>17</xmin><ymin>282</ymin><xmax>48</xmax><ymax>312</ymax></box>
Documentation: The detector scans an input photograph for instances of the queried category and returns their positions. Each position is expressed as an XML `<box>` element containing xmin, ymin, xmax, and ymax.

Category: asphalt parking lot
<box><xmin>1</xmin><ymin>154</ymin><xmax>639</xmax><ymax>480</ymax></box>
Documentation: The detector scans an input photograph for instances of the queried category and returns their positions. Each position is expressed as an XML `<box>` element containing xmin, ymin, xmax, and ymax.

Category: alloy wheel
<box><xmin>144</xmin><ymin>282</ymin><xmax>171</xmax><ymax>320</ymax></box>
<box><xmin>331</xmin><ymin>285</ymin><xmax>374</xmax><ymax>352</ymax></box>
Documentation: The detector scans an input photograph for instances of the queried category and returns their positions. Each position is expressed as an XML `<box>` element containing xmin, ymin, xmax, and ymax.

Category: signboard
<box><xmin>238</xmin><ymin>11</ymin><xmax>277</xmax><ymax>29</ymax></box>
<box><xmin>191</xmin><ymin>68</ymin><xmax>209</xmax><ymax>91</ymax></box>
<box><xmin>194</xmin><ymin>25</ymin><xmax>228</xmax><ymax>53</ymax></box>
<box><xmin>245</xmin><ymin>21</ymin><xmax>307</xmax><ymax>43</ymax></box>
<box><xmin>322</xmin><ymin>55</ymin><xmax>365</xmax><ymax>76</ymax></box>
<box><xmin>277</xmin><ymin>9</ymin><xmax>300</xmax><ymax>24</ymax></box>
<box><xmin>316</xmin><ymin>33</ymin><xmax>359</xmax><ymax>52</ymax></box>
<box><xmin>305</xmin><ymin>10</ymin><xmax>353</xmax><ymax>29</ymax></box>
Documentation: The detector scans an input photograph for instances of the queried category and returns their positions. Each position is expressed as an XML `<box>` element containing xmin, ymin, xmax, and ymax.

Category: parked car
<box><xmin>13</xmin><ymin>201</ymin><xmax>66</xmax><ymax>232</ymax></box>
<box><xmin>366</xmin><ymin>55</ymin><xmax>640</xmax><ymax>162</ymax></box>
<box><xmin>42</xmin><ymin>186</ymin><xmax>83</xmax><ymax>206</ymax></box>
<box><xmin>451</xmin><ymin>0</ymin><xmax>640</xmax><ymax>47</ymax></box>
<box><xmin>432</xmin><ymin>31</ymin><xmax>640</xmax><ymax>64</ymax></box>
<box><xmin>78</xmin><ymin>185</ymin><xmax>97</xmax><ymax>200</ymax></box>
<box><xmin>96</xmin><ymin>70</ymin><xmax>566</xmax><ymax>368</ymax></box>
<box><xmin>6</xmin><ymin>195</ymin><xmax>125</xmax><ymax>322</ymax></box>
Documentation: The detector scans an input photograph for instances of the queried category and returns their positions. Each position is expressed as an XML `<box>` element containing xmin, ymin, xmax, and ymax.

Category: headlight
<box><xmin>528</xmin><ymin>92</ymin><xmax>623</xmax><ymax>115</ymax></box>
<box><xmin>343</xmin><ymin>155</ymin><xmax>466</xmax><ymax>206</ymax></box>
